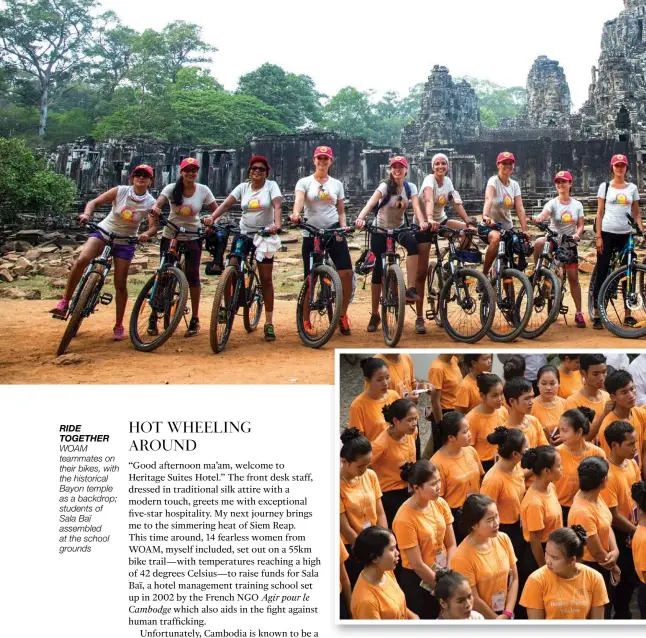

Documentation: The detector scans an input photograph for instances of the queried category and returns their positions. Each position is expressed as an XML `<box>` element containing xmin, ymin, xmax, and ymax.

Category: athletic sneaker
<box><xmin>185</xmin><ymin>317</ymin><xmax>200</xmax><ymax>337</ymax></box>
<box><xmin>366</xmin><ymin>313</ymin><xmax>381</xmax><ymax>332</ymax></box>
<box><xmin>405</xmin><ymin>287</ymin><xmax>420</xmax><ymax>303</ymax></box>
<box><xmin>574</xmin><ymin>312</ymin><xmax>586</xmax><ymax>328</ymax></box>
<box><xmin>415</xmin><ymin>317</ymin><xmax>427</xmax><ymax>334</ymax></box>
<box><xmin>592</xmin><ymin>317</ymin><xmax>603</xmax><ymax>330</ymax></box>
<box><xmin>111</xmin><ymin>325</ymin><xmax>125</xmax><ymax>341</ymax></box>
<box><xmin>50</xmin><ymin>299</ymin><xmax>69</xmax><ymax>316</ymax></box>
<box><xmin>624</xmin><ymin>316</ymin><xmax>638</xmax><ymax>327</ymax></box>
<box><xmin>147</xmin><ymin>314</ymin><xmax>159</xmax><ymax>336</ymax></box>
<box><xmin>339</xmin><ymin>315</ymin><xmax>351</xmax><ymax>336</ymax></box>
<box><xmin>264</xmin><ymin>323</ymin><xmax>276</xmax><ymax>342</ymax></box>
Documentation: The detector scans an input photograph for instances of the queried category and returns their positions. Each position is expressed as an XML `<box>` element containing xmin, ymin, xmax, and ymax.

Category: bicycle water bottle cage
<box><xmin>100</xmin><ymin>292</ymin><xmax>113</xmax><ymax>305</ymax></box>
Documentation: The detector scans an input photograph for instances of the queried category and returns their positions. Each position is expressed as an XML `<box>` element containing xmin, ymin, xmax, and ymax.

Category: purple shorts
<box><xmin>89</xmin><ymin>232</ymin><xmax>136</xmax><ymax>261</ymax></box>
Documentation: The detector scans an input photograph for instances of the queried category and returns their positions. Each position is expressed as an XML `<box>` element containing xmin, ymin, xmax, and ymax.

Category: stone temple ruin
<box><xmin>49</xmin><ymin>0</ymin><xmax>646</xmax><ymax>214</ymax></box>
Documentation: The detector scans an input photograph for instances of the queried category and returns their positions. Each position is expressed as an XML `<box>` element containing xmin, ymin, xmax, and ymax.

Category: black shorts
<box><xmin>477</xmin><ymin>223</ymin><xmax>497</xmax><ymax>243</ymax></box>
<box><xmin>230</xmin><ymin>233</ymin><xmax>274</xmax><ymax>265</ymax></box>
<box><xmin>370</xmin><ymin>229</ymin><xmax>418</xmax><ymax>284</ymax></box>
<box><xmin>415</xmin><ymin>219</ymin><xmax>448</xmax><ymax>244</ymax></box>
<box><xmin>301</xmin><ymin>228</ymin><xmax>352</xmax><ymax>278</ymax></box>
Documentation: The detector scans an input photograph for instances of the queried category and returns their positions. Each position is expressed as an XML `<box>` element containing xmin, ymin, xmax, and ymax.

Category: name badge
<box><xmin>362</xmin><ymin>521</ymin><xmax>372</xmax><ymax>530</ymax></box>
<box><xmin>435</xmin><ymin>549</ymin><xmax>448</xmax><ymax>568</ymax></box>
<box><xmin>492</xmin><ymin>590</ymin><xmax>506</xmax><ymax>612</ymax></box>
<box><xmin>494</xmin><ymin>453</ymin><xmax>500</xmax><ymax>464</ymax></box>
<box><xmin>633</xmin><ymin>505</ymin><xmax>639</xmax><ymax>525</ymax></box>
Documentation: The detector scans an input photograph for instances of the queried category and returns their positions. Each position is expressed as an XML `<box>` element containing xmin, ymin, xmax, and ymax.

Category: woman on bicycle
<box><xmin>355</xmin><ymin>155</ymin><xmax>427</xmax><ymax>333</ymax></box>
<box><xmin>150</xmin><ymin>158</ymin><xmax>218</xmax><ymax>337</ymax></box>
<box><xmin>290</xmin><ymin>145</ymin><xmax>353</xmax><ymax>336</ymax></box>
<box><xmin>414</xmin><ymin>153</ymin><xmax>476</xmax><ymax>334</ymax></box>
<box><xmin>592</xmin><ymin>154</ymin><xmax>643</xmax><ymax>329</ymax></box>
<box><xmin>208</xmin><ymin>156</ymin><xmax>282</xmax><ymax>342</ymax></box>
<box><xmin>532</xmin><ymin>170</ymin><xmax>585</xmax><ymax>328</ymax></box>
<box><xmin>480</xmin><ymin>151</ymin><xmax>528</xmax><ymax>277</ymax></box>
<box><xmin>50</xmin><ymin>164</ymin><xmax>156</xmax><ymax>341</ymax></box>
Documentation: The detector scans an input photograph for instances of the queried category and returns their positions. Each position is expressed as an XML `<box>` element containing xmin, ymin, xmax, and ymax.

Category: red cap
<box><xmin>132</xmin><ymin>164</ymin><xmax>154</xmax><ymax>177</ymax></box>
<box><xmin>496</xmin><ymin>151</ymin><xmax>516</xmax><ymax>164</ymax></box>
<box><xmin>389</xmin><ymin>155</ymin><xmax>408</xmax><ymax>168</ymax></box>
<box><xmin>610</xmin><ymin>154</ymin><xmax>629</xmax><ymax>167</ymax></box>
<box><xmin>313</xmin><ymin>145</ymin><xmax>333</xmax><ymax>159</ymax></box>
<box><xmin>248</xmin><ymin>155</ymin><xmax>271</xmax><ymax>175</ymax></box>
<box><xmin>180</xmin><ymin>157</ymin><xmax>200</xmax><ymax>171</ymax></box>
<box><xmin>554</xmin><ymin>170</ymin><xmax>573</xmax><ymax>182</ymax></box>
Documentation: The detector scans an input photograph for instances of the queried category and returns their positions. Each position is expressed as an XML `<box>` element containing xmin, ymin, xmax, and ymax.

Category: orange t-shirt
<box><xmin>340</xmin><ymin>469</ymin><xmax>383</xmax><ymax>543</ymax></box>
<box><xmin>466</xmin><ymin>406</ymin><xmax>508</xmax><ymax>462</ymax></box>
<box><xmin>633</xmin><ymin>524</ymin><xmax>646</xmax><ymax>584</ymax></box>
<box><xmin>567</xmin><ymin>493</ymin><xmax>613</xmax><ymax>563</ymax></box>
<box><xmin>600</xmin><ymin>459</ymin><xmax>641</xmax><ymax>522</ymax></box>
<box><xmin>520</xmin><ymin>484</ymin><xmax>564</xmax><ymax>542</ymax></box>
<box><xmin>371</xmin><ymin>430</ymin><xmax>416</xmax><ymax>493</ymax></box>
<box><xmin>564</xmin><ymin>390</ymin><xmax>610</xmax><ymax>424</ymax></box>
<box><xmin>508</xmin><ymin>415</ymin><xmax>549</xmax><ymax>448</ymax></box>
<box><xmin>351</xmin><ymin>570</ymin><xmax>407</xmax><ymax>619</ymax></box>
<box><xmin>558</xmin><ymin>370</ymin><xmax>583</xmax><ymax>399</ymax></box>
<box><xmin>519</xmin><ymin>564</ymin><xmax>608</xmax><ymax>619</ymax></box>
<box><xmin>598</xmin><ymin>407</ymin><xmax>646</xmax><ymax>467</ymax></box>
<box><xmin>431</xmin><ymin>447</ymin><xmax>484</xmax><ymax>508</ymax></box>
<box><xmin>456</xmin><ymin>375</ymin><xmax>481</xmax><ymax>413</ymax></box>
<box><xmin>340</xmin><ymin>538</ymin><xmax>349</xmax><ymax>593</ymax></box>
<box><xmin>531</xmin><ymin>396</ymin><xmax>567</xmax><ymax>431</ymax></box>
<box><xmin>392</xmin><ymin>498</ymin><xmax>454</xmax><ymax>570</ymax></box>
<box><xmin>480</xmin><ymin>464</ymin><xmax>526</xmax><ymax>524</ymax></box>
<box><xmin>363</xmin><ymin>354</ymin><xmax>415</xmax><ymax>398</ymax></box>
<box><xmin>348</xmin><ymin>390</ymin><xmax>401</xmax><ymax>441</ymax></box>
<box><xmin>428</xmin><ymin>357</ymin><xmax>463</xmax><ymax>410</ymax></box>
<box><xmin>450</xmin><ymin>533</ymin><xmax>517</xmax><ymax>612</ymax></box>
<box><xmin>554</xmin><ymin>443</ymin><xmax>606</xmax><ymax>507</ymax></box>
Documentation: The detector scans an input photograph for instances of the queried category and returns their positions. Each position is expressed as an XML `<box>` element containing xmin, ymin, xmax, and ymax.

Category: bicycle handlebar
<box><xmin>295</xmin><ymin>220</ymin><xmax>354</xmax><ymax>237</ymax></box>
<box><xmin>85</xmin><ymin>221</ymin><xmax>139</xmax><ymax>244</ymax></box>
<box><xmin>625</xmin><ymin>213</ymin><xmax>643</xmax><ymax>235</ymax></box>
<box><xmin>158</xmin><ymin>216</ymin><xmax>210</xmax><ymax>239</ymax></box>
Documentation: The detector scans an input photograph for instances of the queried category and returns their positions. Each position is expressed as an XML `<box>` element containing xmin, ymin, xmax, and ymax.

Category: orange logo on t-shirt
<box><xmin>178</xmin><ymin>204</ymin><xmax>193</xmax><ymax>217</ymax></box>
<box><xmin>617</xmin><ymin>194</ymin><xmax>628</xmax><ymax>205</ymax></box>
<box><xmin>503</xmin><ymin>195</ymin><xmax>513</xmax><ymax>208</ymax></box>
<box><xmin>317</xmin><ymin>190</ymin><xmax>330</xmax><ymax>201</ymax></box>
<box><xmin>120</xmin><ymin>208</ymin><xmax>134</xmax><ymax>222</ymax></box>
<box><xmin>437</xmin><ymin>195</ymin><xmax>447</xmax><ymax>207</ymax></box>
<box><xmin>561</xmin><ymin>212</ymin><xmax>572</xmax><ymax>223</ymax></box>
<box><xmin>248</xmin><ymin>198</ymin><xmax>261</xmax><ymax>209</ymax></box>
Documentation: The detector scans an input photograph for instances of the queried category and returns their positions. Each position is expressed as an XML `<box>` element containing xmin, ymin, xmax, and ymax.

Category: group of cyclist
<box><xmin>341</xmin><ymin>353</ymin><xmax>646</xmax><ymax>620</ymax></box>
<box><xmin>50</xmin><ymin>145</ymin><xmax>642</xmax><ymax>344</ymax></box>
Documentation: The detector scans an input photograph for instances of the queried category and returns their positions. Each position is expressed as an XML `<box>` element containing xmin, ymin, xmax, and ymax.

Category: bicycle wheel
<box><xmin>210</xmin><ymin>266</ymin><xmax>238</xmax><ymax>353</ymax></box>
<box><xmin>381</xmin><ymin>265</ymin><xmax>406</xmax><ymax>347</ymax></box>
<box><xmin>129</xmin><ymin>266</ymin><xmax>188</xmax><ymax>352</ymax></box>
<box><xmin>598</xmin><ymin>264</ymin><xmax>646</xmax><ymax>338</ymax></box>
<box><xmin>587</xmin><ymin>264</ymin><xmax>598</xmax><ymax>319</ymax></box>
<box><xmin>425</xmin><ymin>261</ymin><xmax>444</xmax><ymax>326</ymax></box>
<box><xmin>487</xmin><ymin>268</ymin><xmax>533</xmax><ymax>342</ymax></box>
<box><xmin>520</xmin><ymin>267</ymin><xmax>561</xmax><ymax>339</ymax></box>
<box><xmin>243</xmin><ymin>269</ymin><xmax>264</xmax><ymax>333</ymax></box>
<box><xmin>56</xmin><ymin>272</ymin><xmax>102</xmax><ymax>356</ymax></box>
<box><xmin>296</xmin><ymin>264</ymin><xmax>342</xmax><ymax>348</ymax></box>
<box><xmin>439</xmin><ymin>268</ymin><xmax>495</xmax><ymax>343</ymax></box>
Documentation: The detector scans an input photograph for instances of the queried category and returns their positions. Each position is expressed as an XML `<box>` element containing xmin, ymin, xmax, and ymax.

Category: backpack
<box><xmin>373</xmin><ymin>180</ymin><xmax>412</xmax><ymax>215</ymax></box>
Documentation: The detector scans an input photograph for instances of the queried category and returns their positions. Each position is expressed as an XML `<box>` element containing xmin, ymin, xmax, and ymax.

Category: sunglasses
<box><xmin>250</xmin><ymin>166</ymin><xmax>267</xmax><ymax>173</ymax></box>
<box><xmin>133</xmin><ymin>172</ymin><xmax>151</xmax><ymax>178</ymax></box>
<box><xmin>394</xmin><ymin>195</ymin><xmax>405</xmax><ymax>210</ymax></box>
<box><xmin>315</xmin><ymin>155</ymin><xmax>331</xmax><ymax>161</ymax></box>
<box><xmin>183</xmin><ymin>167</ymin><xmax>199</xmax><ymax>174</ymax></box>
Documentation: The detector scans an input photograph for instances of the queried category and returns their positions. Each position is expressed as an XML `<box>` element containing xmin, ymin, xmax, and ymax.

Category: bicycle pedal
<box><xmin>52</xmin><ymin>313</ymin><xmax>67</xmax><ymax>321</ymax></box>
<box><xmin>99</xmin><ymin>293</ymin><xmax>113</xmax><ymax>305</ymax></box>
<box><xmin>560</xmin><ymin>305</ymin><xmax>569</xmax><ymax>316</ymax></box>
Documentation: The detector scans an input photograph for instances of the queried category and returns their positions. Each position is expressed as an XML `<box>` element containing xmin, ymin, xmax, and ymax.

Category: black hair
<box><xmin>360</xmin><ymin>357</ymin><xmax>388</xmax><ymax>381</ymax></box>
<box><xmin>432</xmin><ymin>411</ymin><xmax>465</xmax><ymax>448</ymax></box>
<box><xmin>400</xmin><ymin>459</ymin><xmax>438</xmax><ymax>486</ymax></box>
<box><xmin>548</xmin><ymin>526</ymin><xmax>587</xmax><ymax>560</ymax></box>
<box><xmin>461</xmin><ymin>493</ymin><xmax>495</xmax><ymax>534</ymax></box>
<box><xmin>486</xmin><ymin>426</ymin><xmax>526</xmax><ymax>459</ymax></box>
<box><xmin>464</xmin><ymin>354</ymin><xmax>489</xmax><ymax>370</ymax></box>
<box><xmin>560</xmin><ymin>354</ymin><xmax>580</xmax><ymax>362</ymax></box>
<box><xmin>171</xmin><ymin>176</ymin><xmax>185</xmax><ymax>206</ymax></box>
<box><xmin>578</xmin><ymin>456</ymin><xmax>609</xmax><ymax>491</ymax></box>
<box><xmin>434</xmin><ymin>568</ymin><xmax>470</xmax><ymax>603</ymax></box>
<box><xmin>504</xmin><ymin>376</ymin><xmax>533</xmax><ymax>404</ymax></box>
<box><xmin>560</xmin><ymin>407</ymin><xmax>594</xmax><ymax>436</ymax></box>
<box><xmin>603</xmin><ymin>420</ymin><xmax>635</xmax><ymax>448</ymax></box>
<box><xmin>477</xmin><ymin>373</ymin><xmax>503</xmax><ymax>396</ymax></box>
<box><xmin>631</xmin><ymin>481</ymin><xmax>646</xmax><ymax>512</ymax></box>
<box><xmin>521</xmin><ymin>445</ymin><xmax>558</xmax><ymax>475</ymax></box>
<box><xmin>502</xmin><ymin>355</ymin><xmax>525</xmax><ymax>381</ymax></box>
<box><xmin>340</xmin><ymin>428</ymin><xmax>372</xmax><ymax>462</ymax></box>
<box><xmin>382</xmin><ymin>399</ymin><xmax>416</xmax><ymax>424</ymax></box>
<box><xmin>537</xmin><ymin>364</ymin><xmax>560</xmax><ymax>383</ymax></box>
<box><xmin>352</xmin><ymin>526</ymin><xmax>393</xmax><ymax>567</ymax></box>
<box><xmin>579</xmin><ymin>354</ymin><xmax>606</xmax><ymax>372</ymax></box>
<box><xmin>605</xmin><ymin>369</ymin><xmax>633</xmax><ymax>396</ymax></box>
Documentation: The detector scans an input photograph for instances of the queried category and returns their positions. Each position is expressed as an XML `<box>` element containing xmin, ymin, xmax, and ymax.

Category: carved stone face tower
<box><xmin>525</xmin><ymin>56</ymin><xmax>572</xmax><ymax>127</ymax></box>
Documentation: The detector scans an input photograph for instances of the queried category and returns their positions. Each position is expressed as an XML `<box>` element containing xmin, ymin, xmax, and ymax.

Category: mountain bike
<box><xmin>53</xmin><ymin>222</ymin><xmax>139</xmax><ymax>356</ymax></box>
<box><xmin>424</xmin><ymin>226</ymin><xmax>495</xmax><ymax>343</ymax></box>
<box><xmin>129</xmin><ymin>217</ymin><xmax>207</xmax><ymax>352</ymax></box>
<box><xmin>209</xmin><ymin>226</ymin><xmax>268</xmax><ymax>353</ymax></box>
<box><xmin>295</xmin><ymin>221</ymin><xmax>354</xmax><ymax>349</ymax></box>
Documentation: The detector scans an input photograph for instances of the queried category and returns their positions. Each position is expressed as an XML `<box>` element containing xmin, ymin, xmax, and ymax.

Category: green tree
<box><xmin>459</xmin><ymin>77</ymin><xmax>526</xmax><ymax>127</ymax></box>
<box><xmin>319</xmin><ymin>87</ymin><xmax>375</xmax><ymax>139</ymax></box>
<box><xmin>161</xmin><ymin>21</ymin><xmax>216</xmax><ymax>82</ymax></box>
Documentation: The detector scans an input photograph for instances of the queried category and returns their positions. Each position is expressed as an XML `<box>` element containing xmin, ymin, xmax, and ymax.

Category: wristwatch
<box><xmin>502</xmin><ymin>610</ymin><xmax>514</xmax><ymax>620</ymax></box>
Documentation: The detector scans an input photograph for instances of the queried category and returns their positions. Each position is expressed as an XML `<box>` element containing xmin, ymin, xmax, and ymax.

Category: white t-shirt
<box><xmin>487</xmin><ymin>176</ymin><xmax>521</xmax><ymax>230</ymax></box>
<box><xmin>98</xmin><ymin>186</ymin><xmax>156</xmax><ymax>244</ymax></box>
<box><xmin>375</xmin><ymin>181</ymin><xmax>418</xmax><ymax>229</ymax></box>
<box><xmin>295</xmin><ymin>175</ymin><xmax>345</xmax><ymax>235</ymax></box>
<box><xmin>598</xmin><ymin>182</ymin><xmax>640</xmax><ymax>234</ymax></box>
<box><xmin>231</xmin><ymin>180</ymin><xmax>282</xmax><ymax>235</ymax></box>
<box><xmin>543</xmin><ymin>197</ymin><xmax>584</xmax><ymax>237</ymax></box>
<box><xmin>420</xmin><ymin>175</ymin><xmax>462</xmax><ymax>223</ymax></box>
<box><xmin>160</xmin><ymin>182</ymin><xmax>216</xmax><ymax>240</ymax></box>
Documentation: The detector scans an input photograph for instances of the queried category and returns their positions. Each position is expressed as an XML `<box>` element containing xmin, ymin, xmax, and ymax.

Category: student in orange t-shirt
<box><xmin>600</xmin><ymin>420</ymin><xmax>641</xmax><ymax>618</ymax></box>
<box><xmin>339</xmin><ymin>428</ymin><xmax>386</xmax><ymax>588</ymax></box>
<box><xmin>449</xmin><ymin>494</ymin><xmax>519</xmax><ymax>619</ymax></box>
<box><xmin>532</xmin><ymin>364</ymin><xmax>567</xmax><ymax>445</ymax></box>
<box><xmin>555</xmin><ymin>407</ymin><xmax>606</xmax><ymax>522</ymax></box>
<box><xmin>456</xmin><ymin>354</ymin><xmax>493</xmax><ymax>414</ymax></box>
<box><xmin>428</xmin><ymin>354</ymin><xmax>462</xmax><ymax>422</ymax></box>
<box><xmin>350</xmin><ymin>526</ymin><xmax>419</xmax><ymax>620</ymax></box>
<box><xmin>348</xmin><ymin>358</ymin><xmax>400</xmax><ymax>441</ymax></box>
<box><xmin>435</xmin><ymin>568</ymin><xmax>486</xmax><ymax>619</ymax></box>
<box><xmin>392</xmin><ymin>460</ymin><xmax>457</xmax><ymax>619</ymax></box>
<box><xmin>431</xmin><ymin>412</ymin><xmax>484</xmax><ymax>545</ymax></box>
<box><xmin>371</xmin><ymin>399</ymin><xmax>418</xmax><ymax>527</ymax></box>
<box><xmin>465</xmin><ymin>373</ymin><xmax>508</xmax><ymax>472</ymax></box>
<box><xmin>340</xmin><ymin>539</ymin><xmax>351</xmax><ymax>619</ymax></box>
<box><xmin>631</xmin><ymin>481</ymin><xmax>646</xmax><ymax>618</ymax></box>
<box><xmin>567</xmin><ymin>456</ymin><xmax>619</xmax><ymax>617</ymax></box>
<box><xmin>481</xmin><ymin>427</ymin><xmax>527</xmax><ymax>562</ymax></box>
<box><xmin>520</xmin><ymin>526</ymin><xmax>608</xmax><ymax>619</ymax></box>
<box><xmin>558</xmin><ymin>354</ymin><xmax>583</xmax><ymax>399</ymax></box>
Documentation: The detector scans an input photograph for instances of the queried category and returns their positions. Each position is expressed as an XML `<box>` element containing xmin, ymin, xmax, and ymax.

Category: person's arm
<box><xmin>431</xmin><ymin>389</ymin><xmax>442</xmax><ymax>423</ymax></box>
<box><xmin>595</xmin><ymin>196</ymin><xmax>605</xmax><ymax>256</ymax></box>
<box><xmin>609</xmin><ymin>505</ymin><xmax>637</xmax><ymax>535</ymax></box>
<box><xmin>588</xmin><ymin>606</ymin><xmax>605</xmax><ymax>620</ymax></box>
<box><xmin>403</xmin><ymin>546</ymin><xmax>437</xmax><ymax>586</ymax></box>
<box><xmin>270</xmin><ymin>196</ymin><xmax>283</xmax><ymax>232</ymax></box>
<box><xmin>337</xmin><ymin>198</ymin><xmax>346</xmax><ymax>228</ymax></box>
<box><xmin>501</xmin><ymin>563</ymin><xmax>519</xmax><ymax>619</ymax></box>
<box><xmin>586</xmin><ymin>403</ymin><xmax>613</xmax><ymax>442</ymax></box>
<box><xmin>515</xmin><ymin>196</ymin><xmax>528</xmax><ymax>232</ymax></box>
<box><xmin>482</xmin><ymin>185</ymin><xmax>496</xmax><ymax>224</ymax></box>
<box><xmin>585</xmin><ymin>533</ymin><xmax>611</xmax><ymax>565</ymax></box>
<box><xmin>631</xmin><ymin>199</ymin><xmax>643</xmax><ymax>233</ymax></box>
<box><xmin>340</xmin><ymin>563</ymin><xmax>352</xmax><ymax>617</ymax></box>
<box><xmin>529</xmin><ymin>530</ymin><xmax>545</xmax><ymax>567</ymax></box>
<box><xmin>210</xmin><ymin>194</ymin><xmax>236</xmax><ymax>223</ymax></box>
<box><xmin>376</xmin><ymin>498</ymin><xmax>387</xmax><ymax>529</ymax></box>
<box><xmin>574</xmin><ymin>213</ymin><xmax>585</xmax><ymax>242</ymax></box>
<box><xmin>534</xmin><ymin>207</ymin><xmax>552</xmax><ymax>224</ymax></box>
<box><xmin>80</xmin><ymin>187</ymin><xmax>119</xmax><ymax>222</ymax></box>
<box><xmin>599</xmin><ymin>527</ymin><xmax>619</xmax><ymax>569</ymax></box>
<box><xmin>527</xmin><ymin>608</ymin><xmax>546</xmax><ymax>620</ymax></box>
<box><xmin>152</xmin><ymin>192</ymin><xmax>168</xmax><ymax>217</ymax></box>
<box><xmin>141</xmin><ymin>212</ymin><xmax>159</xmax><ymax>240</ymax></box>
<box><xmin>406</xmin><ymin>608</ymin><xmax>420</xmax><ymax>620</ymax></box>
<box><xmin>411</xmin><ymin>194</ymin><xmax>428</xmax><ymax>230</ymax></box>
<box><xmin>290</xmin><ymin>190</ymin><xmax>305</xmax><ymax>223</ymax></box>
<box><xmin>453</xmin><ymin>201</ymin><xmax>473</xmax><ymax>226</ymax></box>
<box><xmin>355</xmin><ymin>190</ymin><xmax>382</xmax><ymax>228</ymax></box>
<box><xmin>470</xmin><ymin>585</ymin><xmax>497</xmax><ymax>619</ymax></box>
<box><xmin>444</xmin><ymin>524</ymin><xmax>457</xmax><ymax>564</ymax></box>
<box><xmin>340</xmin><ymin>513</ymin><xmax>357</xmax><ymax>545</ymax></box>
